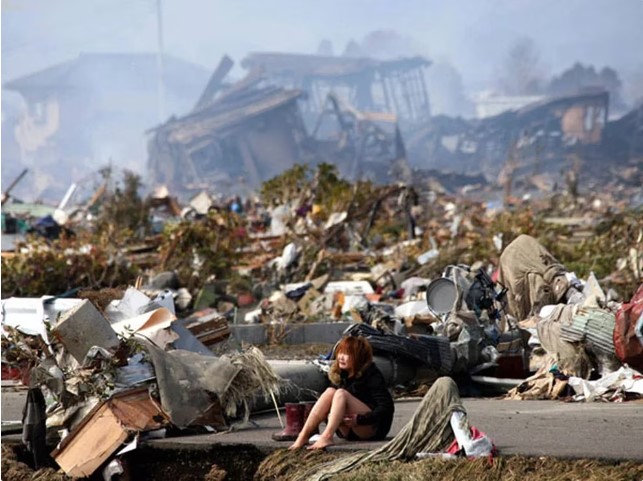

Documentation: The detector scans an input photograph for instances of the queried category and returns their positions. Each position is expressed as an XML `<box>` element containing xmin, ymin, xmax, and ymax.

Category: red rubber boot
<box><xmin>272</xmin><ymin>403</ymin><xmax>305</xmax><ymax>441</ymax></box>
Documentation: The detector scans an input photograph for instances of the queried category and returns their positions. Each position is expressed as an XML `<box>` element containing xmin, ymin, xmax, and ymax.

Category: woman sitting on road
<box><xmin>289</xmin><ymin>335</ymin><xmax>395</xmax><ymax>450</ymax></box>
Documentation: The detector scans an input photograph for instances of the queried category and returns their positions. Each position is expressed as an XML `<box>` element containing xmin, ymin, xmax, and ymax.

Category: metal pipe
<box><xmin>250</xmin><ymin>355</ymin><xmax>417</xmax><ymax>412</ymax></box>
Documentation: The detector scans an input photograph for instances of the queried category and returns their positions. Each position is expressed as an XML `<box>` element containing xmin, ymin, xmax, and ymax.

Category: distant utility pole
<box><xmin>156</xmin><ymin>0</ymin><xmax>166</xmax><ymax>122</ymax></box>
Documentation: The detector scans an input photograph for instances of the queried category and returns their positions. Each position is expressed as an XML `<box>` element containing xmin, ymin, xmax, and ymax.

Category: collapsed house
<box><xmin>241</xmin><ymin>52</ymin><xmax>432</xmax><ymax>127</ymax></box>
<box><xmin>147</xmin><ymin>55</ymin><xmax>414</xmax><ymax>196</ymax></box>
<box><xmin>2</xmin><ymin>53</ymin><xmax>210</xmax><ymax>202</ymax></box>
<box><xmin>147</xmin><ymin>52</ymin><xmax>639</xmax><ymax>198</ymax></box>
<box><xmin>407</xmin><ymin>90</ymin><xmax>611</xmax><ymax>181</ymax></box>
<box><xmin>147</xmin><ymin>84</ymin><xmax>308</xmax><ymax>195</ymax></box>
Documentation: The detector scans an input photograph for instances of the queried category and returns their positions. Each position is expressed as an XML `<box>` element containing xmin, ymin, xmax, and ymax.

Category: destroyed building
<box><xmin>407</xmin><ymin>89</ymin><xmax>611</xmax><ymax>180</ymax></box>
<box><xmin>147</xmin><ymin>55</ymin><xmax>415</xmax><ymax>195</ymax></box>
<box><xmin>2</xmin><ymin>53</ymin><xmax>209</xmax><ymax>201</ymax></box>
<box><xmin>147</xmin><ymin>83</ymin><xmax>308</xmax><ymax>195</ymax></box>
<box><xmin>241</xmin><ymin>52</ymin><xmax>432</xmax><ymax>127</ymax></box>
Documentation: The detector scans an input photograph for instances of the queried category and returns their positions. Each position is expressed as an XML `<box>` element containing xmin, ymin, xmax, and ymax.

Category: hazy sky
<box><xmin>1</xmin><ymin>0</ymin><xmax>642</xmax><ymax>202</ymax></box>
<box><xmin>3</xmin><ymin>0</ymin><xmax>643</xmax><ymax>94</ymax></box>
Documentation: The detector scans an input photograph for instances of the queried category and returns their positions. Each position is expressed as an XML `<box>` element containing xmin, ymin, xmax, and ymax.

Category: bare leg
<box><xmin>308</xmin><ymin>389</ymin><xmax>373</xmax><ymax>450</ymax></box>
<box><xmin>289</xmin><ymin>388</ymin><xmax>336</xmax><ymax>449</ymax></box>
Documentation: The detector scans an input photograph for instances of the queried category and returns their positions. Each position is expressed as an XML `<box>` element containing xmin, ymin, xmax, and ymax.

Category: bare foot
<box><xmin>307</xmin><ymin>436</ymin><xmax>334</xmax><ymax>450</ymax></box>
<box><xmin>288</xmin><ymin>439</ymin><xmax>306</xmax><ymax>450</ymax></box>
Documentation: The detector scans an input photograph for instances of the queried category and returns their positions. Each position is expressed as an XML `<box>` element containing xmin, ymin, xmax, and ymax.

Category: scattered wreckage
<box><xmin>2</xmin><ymin>287</ymin><xmax>282</xmax><ymax>477</ymax></box>
<box><xmin>2</xmin><ymin>54</ymin><xmax>642</xmax><ymax>475</ymax></box>
<box><xmin>2</xmin><ymin>46</ymin><xmax>643</xmax><ymax>481</ymax></box>
<box><xmin>2</xmin><ymin>225</ymin><xmax>642</xmax><ymax>477</ymax></box>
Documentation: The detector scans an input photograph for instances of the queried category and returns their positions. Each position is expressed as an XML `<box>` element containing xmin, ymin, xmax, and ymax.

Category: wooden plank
<box><xmin>183</xmin><ymin>309</ymin><xmax>223</xmax><ymax>330</ymax></box>
<box><xmin>52</xmin><ymin>388</ymin><xmax>167</xmax><ymax>477</ymax></box>
<box><xmin>185</xmin><ymin>317</ymin><xmax>228</xmax><ymax>335</ymax></box>
<box><xmin>195</xmin><ymin>327</ymin><xmax>231</xmax><ymax>346</ymax></box>
<box><xmin>193</xmin><ymin>55</ymin><xmax>234</xmax><ymax>111</ymax></box>
<box><xmin>109</xmin><ymin>389</ymin><xmax>167</xmax><ymax>431</ymax></box>
<box><xmin>53</xmin><ymin>403</ymin><xmax>128</xmax><ymax>478</ymax></box>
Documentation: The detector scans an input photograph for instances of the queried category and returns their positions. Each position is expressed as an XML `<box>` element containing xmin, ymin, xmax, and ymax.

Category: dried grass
<box><xmin>255</xmin><ymin>450</ymin><xmax>643</xmax><ymax>481</ymax></box>
<box><xmin>221</xmin><ymin>346</ymin><xmax>283</xmax><ymax>421</ymax></box>
<box><xmin>254</xmin><ymin>448</ymin><xmax>339</xmax><ymax>481</ymax></box>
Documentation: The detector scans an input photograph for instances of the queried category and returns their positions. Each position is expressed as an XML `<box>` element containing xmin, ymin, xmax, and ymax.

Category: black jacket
<box><xmin>333</xmin><ymin>362</ymin><xmax>394</xmax><ymax>440</ymax></box>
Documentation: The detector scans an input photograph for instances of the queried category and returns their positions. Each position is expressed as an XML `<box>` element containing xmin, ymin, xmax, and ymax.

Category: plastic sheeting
<box><xmin>143</xmin><ymin>340</ymin><xmax>241</xmax><ymax>428</ymax></box>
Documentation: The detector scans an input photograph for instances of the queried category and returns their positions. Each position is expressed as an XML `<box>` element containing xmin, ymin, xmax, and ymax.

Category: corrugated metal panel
<box><xmin>560</xmin><ymin>307</ymin><xmax>615</xmax><ymax>355</ymax></box>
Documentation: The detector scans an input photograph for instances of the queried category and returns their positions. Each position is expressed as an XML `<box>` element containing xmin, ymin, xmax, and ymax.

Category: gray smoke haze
<box><xmin>4</xmin><ymin>0</ymin><xmax>642</xmax><ymax>87</ymax></box>
<box><xmin>2</xmin><ymin>0</ymin><xmax>643</xmax><ymax>200</ymax></box>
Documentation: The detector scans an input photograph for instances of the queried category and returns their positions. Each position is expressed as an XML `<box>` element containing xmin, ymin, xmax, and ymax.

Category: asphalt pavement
<box><xmin>145</xmin><ymin>397</ymin><xmax>643</xmax><ymax>461</ymax></box>
<box><xmin>3</xmin><ymin>386</ymin><xmax>643</xmax><ymax>461</ymax></box>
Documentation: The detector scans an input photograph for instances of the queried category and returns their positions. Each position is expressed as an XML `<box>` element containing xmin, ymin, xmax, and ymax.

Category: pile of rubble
<box><xmin>2</xmin><ymin>285</ymin><xmax>282</xmax><ymax>478</ymax></box>
<box><xmin>2</xmin><ymin>228</ymin><xmax>642</xmax><ymax>476</ymax></box>
<box><xmin>2</xmin><ymin>46</ymin><xmax>643</xmax><ymax>480</ymax></box>
<box><xmin>2</xmin><ymin>160</ymin><xmax>642</xmax><ymax>478</ymax></box>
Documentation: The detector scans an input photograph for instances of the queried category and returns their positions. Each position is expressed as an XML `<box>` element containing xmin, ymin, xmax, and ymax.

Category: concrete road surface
<box><xmin>146</xmin><ymin>397</ymin><xmax>643</xmax><ymax>461</ymax></box>
<box><xmin>3</xmin><ymin>387</ymin><xmax>642</xmax><ymax>461</ymax></box>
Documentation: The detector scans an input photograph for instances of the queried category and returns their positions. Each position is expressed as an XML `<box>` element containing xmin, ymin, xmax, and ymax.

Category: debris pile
<box><xmin>2</xmin><ymin>164</ymin><xmax>642</xmax><ymax>477</ymax></box>
<box><xmin>1</xmin><ymin>286</ymin><xmax>282</xmax><ymax>478</ymax></box>
<box><xmin>2</xmin><ymin>51</ymin><xmax>642</xmax><ymax>479</ymax></box>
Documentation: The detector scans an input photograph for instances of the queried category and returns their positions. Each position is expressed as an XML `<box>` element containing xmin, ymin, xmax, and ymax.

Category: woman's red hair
<box><xmin>329</xmin><ymin>336</ymin><xmax>373</xmax><ymax>382</ymax></box>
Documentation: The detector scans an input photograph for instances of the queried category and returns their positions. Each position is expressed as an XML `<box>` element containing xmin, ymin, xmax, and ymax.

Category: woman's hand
<box><xmin>341</xmin><ymin>414</ymin><xmax>358</xmax><ymax>428</ymax></box>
